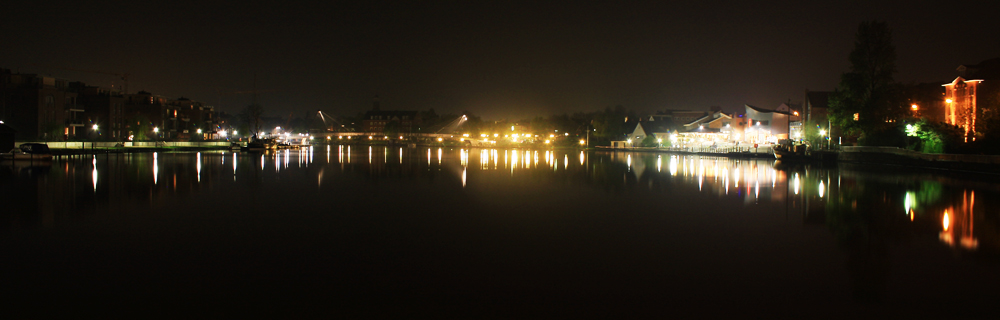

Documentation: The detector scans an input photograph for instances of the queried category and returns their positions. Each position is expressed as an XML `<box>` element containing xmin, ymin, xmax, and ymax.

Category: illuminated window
<box><xmin>853</xmin><ymin>113</ymin><xmax>859</xmax><ymax>121</ymax></box>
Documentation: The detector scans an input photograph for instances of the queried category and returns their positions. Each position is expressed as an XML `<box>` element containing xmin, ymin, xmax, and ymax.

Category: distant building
<box><xmin>77</xmin><ymin>85</ymin><xmax>126</xmax><ymax>140</ymax></box>
<box><xmin>804</xmin><ymin>90</ymin><xmax>831</xmax><ymax>126</ymax></box>
<box><xmin>361</xmin><ymin>96</ymin><xmax>419</xmax><ymax>136</ymax></box>
<box><xmin>648</xmin><ymin>109</ymin><xmax>710</xmax><ymax>131</ymax></box>
<box><xmin>167</xmin><ymin>97</ymin><xmax>216</xmax><ymax>140</ymax></box>
<box><xmin>125</xmin><ymin>91</ymin><xmax>170</xmax><ymax>139</ymax></box>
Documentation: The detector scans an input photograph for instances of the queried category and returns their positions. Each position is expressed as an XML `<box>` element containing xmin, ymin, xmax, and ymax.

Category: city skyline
<box><xmin>2</xmin><ymin>1</ymin><xmax>998</xmax><ymax>120</ymax></box>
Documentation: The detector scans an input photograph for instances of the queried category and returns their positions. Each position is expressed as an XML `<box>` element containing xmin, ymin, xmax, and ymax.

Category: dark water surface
<box><xmin>3</xmin><ymin>146</ymin><xmax>1000</xmax><ymax>317</ymax></box>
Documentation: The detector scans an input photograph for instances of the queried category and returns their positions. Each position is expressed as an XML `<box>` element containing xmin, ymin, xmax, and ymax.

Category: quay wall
<box><xmin>840</xmin><ymin>146</ymin><xmax>1000</xmax><ymax>174</ymax></box>
<box><xmin>18</xmin><ymin>141</ymin><xmax>231</xmax><ymax>149</ymax></box>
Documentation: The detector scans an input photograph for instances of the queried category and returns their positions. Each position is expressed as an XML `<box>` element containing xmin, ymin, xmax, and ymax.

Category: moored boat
<box><xmin>1</xmin><ymin>143</ymin><xmax>54</xmax><ymax>161</ymax></box>
<box><xmin>241</xmin><ymin>139</ymin><xmax>276</xmax><ymax>152</ymax></box>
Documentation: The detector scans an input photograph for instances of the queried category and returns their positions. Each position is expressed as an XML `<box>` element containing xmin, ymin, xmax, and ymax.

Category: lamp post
<box><xmin>819</xmin><ymin>129</ymin><xmax>827</xmax><ymax>150</ymax></box>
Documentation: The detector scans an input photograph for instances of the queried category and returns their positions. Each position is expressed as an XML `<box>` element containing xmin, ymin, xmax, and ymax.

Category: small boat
<box><xmin>241</xmin><ymin>139</ymin><xmax>276</xmax><ymax>152</ymax></box>
<box><xmin>772</xmin><ymin>144</ymin><xmax>809</xmax><ymax>161</ymax></box>
<box><xmin>1</xmin><ymin>143</ymin><xmax>54</xmax><ymax>161</ymax></box>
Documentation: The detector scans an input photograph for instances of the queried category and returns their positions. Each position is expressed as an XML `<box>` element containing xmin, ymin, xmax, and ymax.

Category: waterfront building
<box><xmin>744</xmin><ymin>103</ymin><xmax>800</xmax><ymax>143</ymax></box>
<box><xmin>677</xmin><ymin>111</ymin><xmax>735</xmax><ymax>146</ymax></box>
<box><xmin>944</xmin><ymin>57</ymin><xmax>999</xmax><ymax>142</ymax></box>
<box><xmin>125</xmin><ymin>91</ymin><xmax>171</xmax><ymax>139</ymax></box>
<box><xmin>361</xmin><ymin>96</ymin><xmax>420</xmax><ymax>136</ymax></box>
<box><xmin>0</xmin><ymin>69</ymin><xmax>83</xmax><ymax>140</ymax></box>
<box><xmin>76</xmin><ymin>85</ymin><xmax>126</xmax><ymax>141</ymax></box>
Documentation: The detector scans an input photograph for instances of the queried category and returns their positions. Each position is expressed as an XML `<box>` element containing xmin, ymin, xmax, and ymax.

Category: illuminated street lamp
<box><xmin>92</xmin><ymin>124</ymin><xmax>99</xmax><ymax>131</ymax></box>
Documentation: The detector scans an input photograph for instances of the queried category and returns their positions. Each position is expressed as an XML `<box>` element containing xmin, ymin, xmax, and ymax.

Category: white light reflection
<box><xmin>196</xmin><ymin>152</ymin><xmax>201</xmax><ymax>182</ymax></box>
<box><xmin>669</xmin><ymin>156</ymin><xmax>678</xmax><ymax>176</ymax></box>
<box><xmin>153</xmin><ymin>152</ymin><xmax>159</xmax><ymax>184</ymax></box>
<box><xmin>579</xmin><ymin>151</ymin><xmax>585</xmax><ymax>166</ymax></box>
<box><xmin>818</xmin><ymin>181</ymin><xmax>825</xmax><ymax>198</ymax></box>
<box><xmin>793</xmin><ymin>173</ymin><xmax>800</xmax><ymax>195</ymax></box>
<box><xmin>511</xmin><ymin>150</ymin><xmax>518</xmax><ymax>174</ymax></box>
<box><xmin>754</xmin><ymin>180</ymin><xmax>759</xmax><ymax>199</ymax></box>
<box><xmin>438</xmin><ymin>148</ymin><xmax>442</xmax><ymax>165</ymax></box>
<box><xmin>92</xmin><ymin>156</ymin><xmax>98</xmax><ymax>191</ymax></box>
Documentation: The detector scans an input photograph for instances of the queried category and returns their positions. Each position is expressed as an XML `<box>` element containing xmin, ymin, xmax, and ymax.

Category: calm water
<box><xmin>3</xmin><ymin>146</ymin><xmax>999</xmax><ymax>317</ymax></box>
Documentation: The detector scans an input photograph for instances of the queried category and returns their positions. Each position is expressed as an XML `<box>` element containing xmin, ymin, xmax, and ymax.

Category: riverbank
<box><xmin>10</xmin><ymin>141</ymin><xmax>232</xmax><ymax>156</ymax></box>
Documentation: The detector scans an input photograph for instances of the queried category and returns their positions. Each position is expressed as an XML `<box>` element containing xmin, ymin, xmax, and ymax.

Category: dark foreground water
<box><xmin>3</xmin><ymin>146</ymin><xmax>1000</xmax><ymax>318</ymax></box>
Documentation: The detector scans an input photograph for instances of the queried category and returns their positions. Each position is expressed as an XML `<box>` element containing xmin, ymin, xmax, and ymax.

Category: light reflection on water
<box><xmin>32</xmin><ymin>148</ymin><xmax>1000</xmax><ymax>246</ymax></box>
<box><xmin>4</xmin><ymin>147</ymin><xmax>1000</xmax><ymax>312</ymax></box>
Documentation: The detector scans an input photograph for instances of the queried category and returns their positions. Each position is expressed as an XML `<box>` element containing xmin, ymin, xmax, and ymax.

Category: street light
<box><xmin>92</xmin><ymin>124</ymin><xmax>99</xmax><ymax>131</ymax></box>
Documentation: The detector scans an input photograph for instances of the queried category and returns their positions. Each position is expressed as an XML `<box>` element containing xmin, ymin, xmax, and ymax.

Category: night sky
<box><xmin>3</xmin><ymin>1</ymin><xmax>998</xmax><ymax>120</ymax></box>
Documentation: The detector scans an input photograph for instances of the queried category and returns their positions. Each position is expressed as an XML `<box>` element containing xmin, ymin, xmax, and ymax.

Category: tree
<box><xmin>641</xmin><ymin>135</ymin><xmax>658</xmax><ymax>147</ymax></box>
<box><xmin>828</xmin><ymin>21</ymin><xmax>907</xmax><ymax>142</ymax></box>
<box><xmin>240</xmin><ymin>103</ymin><xmax>264</xmax><ymax>140</ymax></box>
